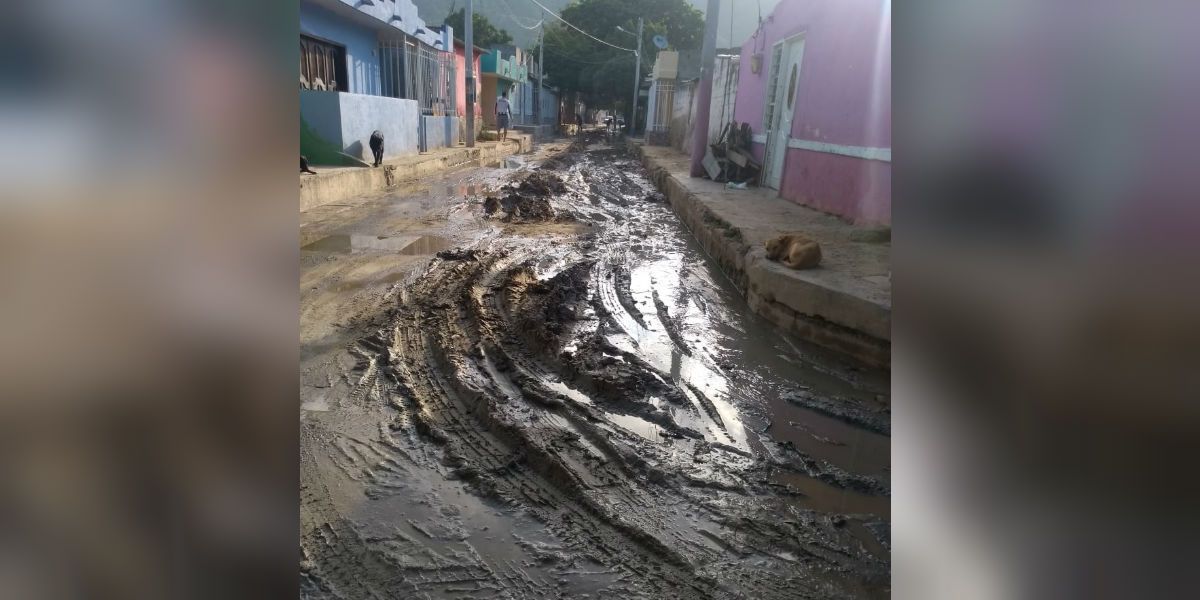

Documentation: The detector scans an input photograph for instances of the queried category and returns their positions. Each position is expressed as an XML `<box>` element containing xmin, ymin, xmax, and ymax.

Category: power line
<box><xmin>525</xmin><ymin>0</ymin><xmax>636</xmax><ymax>53</ymax></box>
<box><xmin>542</xmin><ymin>28</ymin><xmax>650</xmax><ymax>69</ymax></box>
<box><xmin>542</xmin><ymin>40</ymin><xmax>634</xmax><ymax>65</ymax></box>
<box><xmin>495</xmin><ymin>0</ymin><xmax>545</xmax><ymax>30</ymax></box>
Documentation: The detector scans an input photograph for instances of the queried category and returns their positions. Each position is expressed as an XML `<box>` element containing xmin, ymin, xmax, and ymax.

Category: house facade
<box><xmin>451</xmin><ymin>38</ymin><xmax>485</xmax><ymax>140</ymax></box>
<box><xmin>479</xmin><ymin>45</ymin><xmax>559</xmax><ymax>131</ymax></box>
<box><xmin>479</xmin><ymin>47</ymin><xmax>528</xmax><ymax>128</ymax></box>
<box><xmin>644</xmin><ymin>51</ymin><xmax>680</xmax><ymax>145</ymax></box>
<box><xmin>299</xmin><ymin>0</ymin><xmax>459</xmax><ymax>165</ymax></box>
<box><xmin>733</xmin><ymin>0</ymin><xmax>891</xmax><ymax>225</ymax></box>
<box><xmin>662</xmin><ymin>51</ymin><xmax>739</xmax><ymax>155</ymax></box>
<box><xmin>513</xmin><ymin>51</ymin><xmax>558</xmax><ymax>128</ymax></box>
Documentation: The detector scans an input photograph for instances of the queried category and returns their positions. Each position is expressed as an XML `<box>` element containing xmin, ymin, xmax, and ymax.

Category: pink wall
<box><xmin>454</xmin><ymin>42</ymin><xmax>483</xmax><ymax>120</ymax></box>
<box><xmin>734</xmin><ymin>0</ymin><xmax>891</xmax><ymax>225</ymax></box>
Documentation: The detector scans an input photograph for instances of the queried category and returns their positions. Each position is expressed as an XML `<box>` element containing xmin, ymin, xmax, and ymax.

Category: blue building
<box><xmin>300</xmin><ymin>0</ymin><xmax>459</xmax><ymax>165</ymax></box>
<box><xmin>479</xmin><ymin>45</ymin><xmax>559</xmax><ymax>134</ymax></box>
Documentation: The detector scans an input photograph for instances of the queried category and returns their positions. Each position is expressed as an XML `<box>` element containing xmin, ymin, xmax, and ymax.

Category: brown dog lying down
<box><xmin>765</xmin><ymin>234</ymin><xmax>822</xmax><ymax>269</ymax></box>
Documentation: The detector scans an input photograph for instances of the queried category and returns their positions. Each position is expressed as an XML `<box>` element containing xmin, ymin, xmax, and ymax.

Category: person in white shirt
<box><xmin>495</xmin><ymin>91</ymin><xmax>512</xmax><ymax>142</ymax></box>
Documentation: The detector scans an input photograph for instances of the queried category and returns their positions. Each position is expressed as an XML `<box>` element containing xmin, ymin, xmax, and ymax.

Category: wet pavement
<box><xmin>300</xmin><ymin>134</ymin><xmax>891</xmax><ymax>599</ymax></box>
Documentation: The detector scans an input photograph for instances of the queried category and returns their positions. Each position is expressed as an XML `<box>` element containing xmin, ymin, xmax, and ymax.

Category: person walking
<box><xmin>495</xmin><ymin>91</ymin><xmax>512</xmax><ymax>142</ymax></box>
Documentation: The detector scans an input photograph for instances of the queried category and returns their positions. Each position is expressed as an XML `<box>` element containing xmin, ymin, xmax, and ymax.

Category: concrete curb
<box><xmin>300</xmin><ymin>136</ymin><xmax>532</xmax><ymax>212</ymax></box>
<box><xmin>630</xmin><ymin>142</ymin><xmax>890</xmax><ymax>368</ymax></box>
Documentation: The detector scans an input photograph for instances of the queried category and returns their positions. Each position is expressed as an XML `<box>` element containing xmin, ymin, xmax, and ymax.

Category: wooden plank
<box><xmin>727</xmin><ymin>148</ymin><xmax>748</xmax><ymax>167</ymax></box>
<box><xmin>702</xmin><ymin>148</ymin><xmax>723</xmax><ymax>180</ymax></box>
<box><xmin>727</xmin><ymin>147</ymin><xmax>760</xmax><ymax>169</ymax></box>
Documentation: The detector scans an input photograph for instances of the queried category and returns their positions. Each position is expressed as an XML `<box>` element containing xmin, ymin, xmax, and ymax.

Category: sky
<box><xmin>412</xmin><ymin>0</ymin><xmax>783</xmax><ymax>51</ymax></box>
<box><xmin>689</xmin><ymin>0</ymin><xmax>782</xmax><ymax>50</ymax></box>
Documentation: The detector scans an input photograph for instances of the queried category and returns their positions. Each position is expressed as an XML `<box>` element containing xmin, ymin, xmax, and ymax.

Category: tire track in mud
<box><xmin>302</xmin><ymin>428</ymin><xmax>410</xmax><ymax>599</ymax></box>
<box><xmin>303</xmin><ymin>136</ymin><xmax>890</xmax><ymax>599</ymax></box>
<box><xmin>384</xmin><ymin>255</ymin><xmax>719</xmax><ymax>599</ymax></box>
<box><xmin>375</xmin><ymin>248</ymin><xmax>881</xmax><ymax>598</ymax></box>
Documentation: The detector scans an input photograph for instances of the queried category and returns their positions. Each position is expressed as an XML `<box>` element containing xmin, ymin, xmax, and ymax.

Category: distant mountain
<box><xmin>410</xmin><ymin>0</ymin><xmax>573</xmax><ymax>49</ymax></box>
<box><xmin>410</xmin><ymin>0</ymin><xmax>781</xmax><ymax>51</ymax></box>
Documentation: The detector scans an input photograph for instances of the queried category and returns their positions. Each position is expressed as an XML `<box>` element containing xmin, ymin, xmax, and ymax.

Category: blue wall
<box><xmin>422</xmin><ymin>116</ymin><xmax>461</xmax><ymax>150</ymax></box>
<box><xmin>301</xmin><ymin>90</ymin><xmax>421</xmax><ymax>163</ymax></box>
<box><xmin>300</xmin><ymin>3</ymin><xmax>380</xmax><ymax>95</ymax></box>
<box><xmin>338</xmin><ymin>93</ymin><xmax>420</xmax><ymax>157</ymax></box>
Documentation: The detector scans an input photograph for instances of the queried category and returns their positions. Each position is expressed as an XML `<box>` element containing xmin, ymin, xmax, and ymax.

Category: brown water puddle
<box><xmin>302</xmin><ymin>234</ymin><xmax>450</xmax><ymax>255</ymax></box>
<box><xmin>770</xmin><ymin>470</ymin><xmax>891</xmax><ymax>518</ymax></box>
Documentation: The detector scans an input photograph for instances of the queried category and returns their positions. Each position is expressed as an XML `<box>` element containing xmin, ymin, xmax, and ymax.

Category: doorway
<box><xmin>762</xmin><ymin>34</ymin><xmax>805</xmax><ymax>190</ymax></box>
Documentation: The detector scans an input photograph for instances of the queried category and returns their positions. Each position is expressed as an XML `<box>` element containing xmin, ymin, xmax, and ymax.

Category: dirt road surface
<box><xmin>300</xmin><ymin>134</ymin><xmax>891</xmax><ymax>599</ymax></box>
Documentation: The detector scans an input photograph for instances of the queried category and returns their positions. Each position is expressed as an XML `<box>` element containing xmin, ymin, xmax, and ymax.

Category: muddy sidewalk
<box><xmin>300</xmin><ymin>133</ymin><xmax>891</xmax><ymax>599</ymax></box>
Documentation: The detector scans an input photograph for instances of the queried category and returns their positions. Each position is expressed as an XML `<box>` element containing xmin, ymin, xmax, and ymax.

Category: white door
<box><xmin>764</xmin><ymin>35</ymin><xmax>805</xmax><ymax>190</ymax></box>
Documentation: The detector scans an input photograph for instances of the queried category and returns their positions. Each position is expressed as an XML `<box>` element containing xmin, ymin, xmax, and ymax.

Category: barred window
<box><xmin>300</xmin><ymin>35</ymin><xmax>347</xmax><ymax>92</ymax></box>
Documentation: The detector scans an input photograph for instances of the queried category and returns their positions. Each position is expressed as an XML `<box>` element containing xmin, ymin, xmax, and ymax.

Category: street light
<box><xmin>615</xmin><ymin>20</ymin><xmax>643</xmax><ymax>135</ymax></box>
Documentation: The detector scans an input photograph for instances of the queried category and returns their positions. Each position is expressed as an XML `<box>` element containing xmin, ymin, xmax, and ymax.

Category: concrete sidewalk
<box><xmin>632</xmin><ymin>142</ymin><xmax>891</xmax><ymax>367</ymax></box>
<box><xmin>301</xmin><ymin>134</ymin><xmax>532</xmax><ymax>211</ymax></box>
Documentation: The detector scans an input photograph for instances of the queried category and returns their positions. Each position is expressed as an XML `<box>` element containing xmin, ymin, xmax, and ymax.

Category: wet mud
<box><xmin>301</xmin><ymin>133</ymin><xmax>891</xmax><ymax>599</ymax></box>
<box><xmin>484</xmin><ymin>172</ymin><xmax>570</xmax><ymax>224</ymax></box>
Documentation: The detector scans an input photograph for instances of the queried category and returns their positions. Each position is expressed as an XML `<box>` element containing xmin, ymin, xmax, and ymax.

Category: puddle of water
<box><xmin>606</xmin><ymin>413</ymin><xmax>663</xmax><ymax>442</ymax></box>
<box><xmin>302</xmin><ymin>234</ymin><xmax>450</xmax><ymax>255</ymax></box>
<box><xmin>330</xmin><ymin>270</ymin><xmax>408</xmax><ymax>293</ymax></box>
<box><xmin>648</xmin><ymin>396</ymin><xmax>708</xmax><ymax>438</ymax></box>
<box><xmin>769</xmin><ymin>470</ymin><xmax>890</xmax><ymax>518</ymax></box>
<box><xmin>483</xmin><ymin>157</ymin><xmax>522</xmax><ymax>169</ymax></box>
<box><xmin>591</xmin><ymin>202</ymin><xmax>891</xmax><ymax>474</ymax></box>
<box><xmin>301</xmin><ymin>235</ymin><xmax>353</xmax><ymax>253</ymax></box>
<box><xmin>396</xmin><ymin>235</ymin><xmax>451</xmax><ymax>255</ymax></box>
<box><xmin>595</xmin><ymin>258</ymin><xmax>749</xmax><ymax>450</ymax></box>
<box><xmin>543</xmin><ymin>380</ymin><xmax>593</xmax><ymax>405</ymax></box>
<box><xmin>768</xmin><ymin>406</ymin><xmax>890</xmax><ymax>476</ymax></box>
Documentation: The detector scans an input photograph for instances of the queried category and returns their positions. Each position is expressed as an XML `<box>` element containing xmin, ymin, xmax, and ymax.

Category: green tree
<box><xmin>536</xmin><ymin>0</ymin><xmax>703</xmax><ymax>115</ymax></box>
<box><xmin>445</xmin><ymin>8</ymin><xmax>514</xmax><ymax>48</ymax></box>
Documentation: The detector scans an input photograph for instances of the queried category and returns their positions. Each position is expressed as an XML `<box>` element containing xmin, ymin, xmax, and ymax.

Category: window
<box><xmin>786</xmin><ymin>64</ymin><xmax>798</xmax><ymax>109</ymax></box>
<box><xmin>300</xmin><ymin>35</ymin><xmax>347</xmax><ymax>92</ymax></box>
<box><xmin>762</xmin><ymin>43</ymin><xmax>784</xmax><ymax>132</ymax></box>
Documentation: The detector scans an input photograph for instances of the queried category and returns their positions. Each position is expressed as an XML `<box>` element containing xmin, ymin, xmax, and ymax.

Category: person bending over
<box><xmin>369</xmin><ymin>130</ymin><xmax>384</xmax><ymax>167</ymax></box>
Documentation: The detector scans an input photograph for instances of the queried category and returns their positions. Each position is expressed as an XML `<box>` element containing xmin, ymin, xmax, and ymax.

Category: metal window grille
<box><xmin>647</xmin><ymin>80</ymin><xmax>676</xmax><ymax>134</ymax></box>
<box><xmin>300</xmin><ymin>35</ymin><xmax>347</xmax><ymax>92</ymax></box>
<box><xmin>762</xmin><ymin>44</ymin><xmax>784</xmax><ymax>133</ymax></box>
<box><xmin>378</xmin><ymin>37</ymin><xmax>455</xmax><ymax>116</ymax></box>
<box><xmin>761</xmin><ymin>43</ymin><xmax>785</xmax><ymax>173</ymax></box>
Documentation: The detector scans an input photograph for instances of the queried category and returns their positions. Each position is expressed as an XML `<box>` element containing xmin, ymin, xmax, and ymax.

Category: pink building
<box><xmin>734</xmin><ymin>0</ymin><xmax>891</xmax><ymax>225</ymax></box>
<box><xmin>453</xmin><ymin>39</ymin><xmax>485</xmax><ymax>129</ymax></box>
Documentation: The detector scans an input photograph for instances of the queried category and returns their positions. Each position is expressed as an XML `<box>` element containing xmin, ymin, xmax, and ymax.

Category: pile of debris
<box><xmin>483</xmin><ymin>172</ymin><xmax>569</xmax><ymax>223</ymax></box>
<box><xmin>703</xmin><ymin>121</ymin><xmax>762</xmax><ymax>185</ymax></box>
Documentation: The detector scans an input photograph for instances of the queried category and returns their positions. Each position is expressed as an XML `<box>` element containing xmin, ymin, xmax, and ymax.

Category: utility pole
<box><xmin>465</xmin><ymin>0</ymin><xmax>476</xmax><ymax>147</ymax></box>
<box><xmin>630</xmin><ymin>17</ymin><xmax>643</xmax><ymax>136</ymax></box>
<box><xmin>537</xmin><ymin>21</ymin><xmax>545</xmax><ymax>126</ymax></box>
<box><xmin>689</xmin><ymin>0</ymin><xmax>721</xmax><ymax>176</ymax></box>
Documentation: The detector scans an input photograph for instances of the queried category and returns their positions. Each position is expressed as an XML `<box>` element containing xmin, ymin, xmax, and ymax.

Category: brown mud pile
<box><xmin>483</xmin><ymin>172</ymin><xmax>569</xmax><ymax>223</ymax></box>
<box><xmin>302</xmin><ymin>140</ymin><xmax>891</xmax><ymax>599</ymax></box>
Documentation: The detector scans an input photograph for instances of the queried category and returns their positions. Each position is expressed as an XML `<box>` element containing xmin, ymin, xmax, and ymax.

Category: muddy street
<box><xmin>300</xmin><ymin>134</ymin><xmax>891</xmax><ymax>599</ymax></box>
